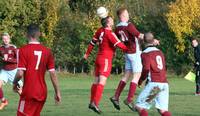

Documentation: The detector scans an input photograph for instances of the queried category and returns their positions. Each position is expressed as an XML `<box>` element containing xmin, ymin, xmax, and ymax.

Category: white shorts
<box><xmin>135</xmin><ymin>82</ymin><xmax>169</xmax><ymax>111</ymax></box>
<box><xmin>0</xmin><ymin>69</ymin><xmax>23</xmax><ymax>86</ymax></box>
<box><xmin>125</xmin><ymin>52</ymin><xmax>142</xmax><ymax>73</ymax></box>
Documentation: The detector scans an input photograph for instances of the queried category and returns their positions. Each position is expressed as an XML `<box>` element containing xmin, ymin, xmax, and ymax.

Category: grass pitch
<box><xmin>0</xmin><ymin>73</ymin><xmax>200</xmax><ymax>116</ymax></box>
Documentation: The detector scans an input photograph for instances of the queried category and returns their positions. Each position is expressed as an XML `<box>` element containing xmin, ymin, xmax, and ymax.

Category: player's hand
<box><xmin>13</xmin><ymin>83</ymin><xmax>20</xmax><ymax>94</ymax></box>
<box><xmin>83</xmin><ymin>54</ymin><xmax>88</xmax><ymax>60</ymax></box>
<box><xmin>138</xmin><ymin>83</ymin><xmax>142</xmax><ymax>88</ymax></box>
<box><xmin>138</xmin><ymin>80</ymin><xmax>143</xmax><ymax>88</ymax></box>
<box><xmin>153</xmin><ymin>39</ymin><xmax>160</xmax><ymax>45</ymax></box>
<box><xmin>55</xmin><ymin>92</ymin><xmax>61</xmax><ymax>105</ymax></box>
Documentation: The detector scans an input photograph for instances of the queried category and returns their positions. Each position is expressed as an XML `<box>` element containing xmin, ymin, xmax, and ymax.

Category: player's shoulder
<box><xmin>96</xmin><ymin>27</ymin><xmax>104</xmax><ymax>33</ymax></box>
<box><xmin>143</xmin><ymin>46</ymin><xmax>160</xmax><ymax>53</ymax></box>
<box><xmin>9</xmin><ymin>44</ymin><xmax>17</xmax><ymax>49</ymax></box>
<box><xmin>0</xmin><ymin>45</ymin><xmax>4</xmax><ymax>48</ymax></box>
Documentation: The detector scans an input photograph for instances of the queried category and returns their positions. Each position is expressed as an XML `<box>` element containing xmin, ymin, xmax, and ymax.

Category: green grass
<box><xmin>0</xmin><ymin>73</ymin><xmax>200</xmax><ymax>116</ymax></box>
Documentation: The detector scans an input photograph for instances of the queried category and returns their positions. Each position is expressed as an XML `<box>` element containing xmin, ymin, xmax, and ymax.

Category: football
<box><xmin>96</xmin><ymin>7</ymin><xmax>108</xmax><ymax>18</ymax></box>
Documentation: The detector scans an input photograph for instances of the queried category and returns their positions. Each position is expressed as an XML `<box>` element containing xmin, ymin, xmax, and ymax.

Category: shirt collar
<box><xmin>29</xmin><ymin>42</ymin><xmax>40</xmax><ymax>44</ymax></box>
<box><xmin>116</xmin><ymin>22</ymin><xmax>129</xmax><ymax>27</ymax></box>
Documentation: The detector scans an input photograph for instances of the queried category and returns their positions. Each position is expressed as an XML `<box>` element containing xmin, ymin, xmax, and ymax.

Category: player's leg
<box><xmin>110</xmin><ymin>54</ymin><xmax>132</xmax><ymax>110</ymax></box>
<box><xmin>135</xmin><ymin>83</ymin><xmax>155</xmax><ymax>115</ymax></box>
<box><xmin>94</xmin><ymin>58</ymin><xmax>111</xmax><ymax>106</ymax></box>
<box><xmin>135</xmin><ymin>106</ymin><xmax>148</xmax><ymax>116</ymax></box>
<box><xmin>195</xmin><ymin>70</ymin><xmax>200</xmax><ymax>95</ymax></box>
<box><xmin>89</xmin><ymin>59</ymin><xmax>104</xmax><ymax>114</ymax></box>
<box><xmin>94</xmin><ymin>75</ymin><xmax>107</xmax><ymax>106</ymax></box>
<box><xmin>17</xmin><ymin>99</ymin><xmax>37</xmax><ymax>116</ymax></box>
<box><xmin>124</xmin><ymin>53</ymin><xmax>142</xmax><ymax>110</ymax></box>
<box><xmin>89</xmin><ymin>76</ymin><xmax>106</xmax><ymax>114</ymax></box>
<box><xmin>0</xmin><ymin>70</ymin><xmax>9</xmax><ymax>110</ymax></box>
<box><xmin>90</xmin><ymin>77</ymin><xmax>98</xmax><ymax>104</ymax></box>
<box><xmin>158</xmin><ymin>109</ymin><xmax>171</xmax><ymax>116</ymax></box>
<box><xmin>34</xmin><ymin>101</ymin><xmax>45</xmax><ymax>116</ymax></box>
<box><xmin>155</xmin><ymin>83</ymin><xmax>171</xmax><ymax>116</ymax></box>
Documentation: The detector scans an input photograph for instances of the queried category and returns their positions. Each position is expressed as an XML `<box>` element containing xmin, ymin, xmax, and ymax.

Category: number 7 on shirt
<box><xmin>34</xmin><ymin>51</ymin><xmax>42</xmax><ymax>70</ymax></box>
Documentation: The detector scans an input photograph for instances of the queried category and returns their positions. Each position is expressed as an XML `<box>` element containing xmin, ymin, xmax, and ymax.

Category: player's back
<box><xmin>96</xmin><ymin>28</ymin><xmax>119</xmax><ymax>58</ymax></box>
<box><xmin>142</xmin><ymin>47</ymin><xmax>167</xmax><ymax>83</ymax></box>
<box><xmin>18</xmin><ymin>42</ymin><xmax>54</xmax><ymax>101</ymax></box>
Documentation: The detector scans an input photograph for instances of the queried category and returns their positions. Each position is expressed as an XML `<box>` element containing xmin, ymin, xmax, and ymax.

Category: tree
<box><xmin>166</xmin><ymin>0</ymin><xmax>200</xmax><ymax>52</ymax></box>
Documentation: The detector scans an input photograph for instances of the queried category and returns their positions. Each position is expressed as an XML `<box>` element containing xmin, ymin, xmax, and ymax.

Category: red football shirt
<box><xmin>115</xmin><ymin>22</ymin><xmax>141</xmax><ymax>54</ymax></box>
<box><xmin>18</xmin><ymin>42</ymin><xmax>55</xmax><ymax>101</ymax></box>
<box><xmin>85</xmin><ymin>27</ymin><xmax>127</xmax><ymax>59</ymax></box>
<box><xmin>140</xmin><ymin>46</ymin><xmax>167</xmax><ymax>83</ymax></box>
<box><xmin>0</xmin><ymin>44</ymin><xmax>17</xmax><ymax>70</ymax></box>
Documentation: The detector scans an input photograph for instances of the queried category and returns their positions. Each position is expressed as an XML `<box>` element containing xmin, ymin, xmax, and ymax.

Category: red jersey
<box><xmin>0</xmin><ymin>44</ymin><xmax>17</xmax><ymax>70</ymax></box>
<box><xmin>140</xmin><ymin>46</ymin><xmax>167</xmax><ymax>83</ymax></box>
<box><xmin>18</xmin><ymin>42</ymin><xmax>55</xmax><ymax>101</ymax></box>
<box><xmin>85</xmin><ymin>27</ymin><xmax>127</xmax><ymax>59</ymax></box>
<box><xmin>115</xmin><ymin>22</ymin><xmax>141</xmax><ymax>54</ymax></box>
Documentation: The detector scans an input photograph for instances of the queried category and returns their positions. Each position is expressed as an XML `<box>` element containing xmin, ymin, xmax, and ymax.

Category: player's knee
<box><xmin>161</xmin><ymin>111</ymin><xmax>171</xmax><ymax>116</ymax></box>
<box><xmin>131</xmin><ymin>73</ymin><xmax>141</xmax><ymax>83</ymax></box>
<box><xmin>158</xmin><ymin>109</ymin><xmax>171</xmax><ymax>116</ymax></box>
<box><xmin>99</xmin><ymin>75</ymin><xmax>107</xmax><ymax>85</ymax></box>
<box><xmin>0</xmin><ymin>80</ymin><xmax>3</xmax><ymax>88</ymax></box>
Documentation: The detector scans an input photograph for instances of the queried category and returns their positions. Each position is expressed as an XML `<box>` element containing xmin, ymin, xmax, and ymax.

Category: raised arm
<box><xmin>109</xmin><ymin>33</ymin><xmax>128</xmax><ymax>52</ymax></box>
<box><xmin>84</xmin><ymin>29</ymin><xmax>101</xmax><ymax>59</ymax></box>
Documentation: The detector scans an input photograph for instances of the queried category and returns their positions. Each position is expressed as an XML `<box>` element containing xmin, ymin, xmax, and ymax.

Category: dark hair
<box><xmin>191</xmin><ymin>37</ymin><xmax>199</xmax><ymax>43</ymax></box>
<box><xmin>144</xmin><ymin>32</ymin><xmax>154</xmax><ymax>44</ymax></box>
<box><xmin>117</xmin><ymin>7</ymin><xmax>127</xmax><ymax>17</ymax></box>
<box><xmin>27</xmin><ymin>24</ymin><xmax>40</xmax><ymax>38</ymax></box>
<box><xmin>101</xmin><ymin>16</ymin><xmax>111</xmax><ymax>27</ymax></box>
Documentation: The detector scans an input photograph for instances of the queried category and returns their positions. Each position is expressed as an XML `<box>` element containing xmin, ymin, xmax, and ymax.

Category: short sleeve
<box><xmin>47</xmin><ymin>50</ymin><xmax>55</xmax><ymax>72</ymax></box>
<box><xmin>18</xmin><ymin>48</ymin><xmax>27</xmax><ymax>70</ymax></box>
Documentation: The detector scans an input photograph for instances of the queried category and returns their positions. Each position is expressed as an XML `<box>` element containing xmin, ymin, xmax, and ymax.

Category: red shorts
<box><xmin>17</xmin><ymin>98</ymin><xmax>45</xmax><ymax>116</ymax></box>
<box><xmin>95</xmin><ymin>57</ymin><xmax>112</xmax><ymax>77</ymax></box>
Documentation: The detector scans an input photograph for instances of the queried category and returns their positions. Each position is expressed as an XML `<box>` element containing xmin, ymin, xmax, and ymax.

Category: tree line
<box><xmin>0</xmin><ymin>0</ymin><xmax>200</xmax><ymax>75</ymax></box>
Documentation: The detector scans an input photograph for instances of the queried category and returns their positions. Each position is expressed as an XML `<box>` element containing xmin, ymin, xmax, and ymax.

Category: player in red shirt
<box><xmin>13</xmin><ymin>24</ymin><xmax>61</xmax><ymax>116</ymax></box>
<box><xmin>84</xmin><ymin>16</ymin><xmax>128</xmax><ymax>114</ymax></box>
<box><xmin>0</xmin><ymin>32</ymin><xmax>23</xmax><ymax>110</ymax></box>
<box><xmin>134</xmin><ymin>32</ymin><xmax>171</xmax><ymax>116</ymax></box>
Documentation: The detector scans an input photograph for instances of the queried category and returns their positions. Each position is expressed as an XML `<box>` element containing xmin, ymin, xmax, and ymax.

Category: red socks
<box><xmin>90</xmin><ymin>84</ymin><xmax>97</xmax><ymax>103</ymax></box>
<box><xmin>0</xmin><ymin>88</ymin><xmax>4</xmax><ymax>100</ymax></box>
<box><xmin>94</xmin><ymin>84</ymin><xmax>104</xmax><ymax>106</ymax></box>
<box><xmin>140</xmin><ymin>109</ymin><xmax>148</xmax><ymax>116</ymax></box>
<box><xmin>161</xmin><ymin>111</ymin><xmax>171</xmax><ymax>116</ymax></box>
<box><xmin>114</xmin><ymin>80</ymin><xmax>126</xmax><ymax>100</ymax></box>
<box><xmin>127</xmin><ymin>82</ymin><xmax>137</xmax><ymax>103</ymax></box>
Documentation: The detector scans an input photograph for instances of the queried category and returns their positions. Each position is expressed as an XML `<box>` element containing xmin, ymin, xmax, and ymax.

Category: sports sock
<box><xmin>127</xmin><ymin>82</ymin><xmax>137</xmax><ymax>103</ymax></box>
<box><xmin>94</xmin><ymin>84</ymin><xmax>104</xmax><ymax>106</ymax></box>
<box><xmin>0</xmin><ymin>88</ymin><xmax>4</xmax><ymax>100</ymax></box>
<box><xmin>114</xmin><ymin>80</ymin><xmax>126</xmax><ymax>100</ymax></box>
<box><xmin>140</xmin><ymin>109</ymin><xmax>148</xmax><ymax>116</ymax></box>
<box><xmin>90</xmin><ymin>84</ymin><xmax>97</xmax><ymax>103</ymax></box>
<box><xmin>161</xmin><ymin>111</ymin><xmax>171</xmax><ymax>116</ymax></box>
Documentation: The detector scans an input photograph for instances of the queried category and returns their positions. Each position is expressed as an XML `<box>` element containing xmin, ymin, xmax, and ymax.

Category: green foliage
<box><xmin>0</xmin><ymin>0</ymin><xmax>198</xmax><ymax>74</ymax></box>
<box><xmin>166</xmin><ymin>0</ymin><xmax>200</xmax><ymax>52</ymax></box>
